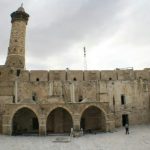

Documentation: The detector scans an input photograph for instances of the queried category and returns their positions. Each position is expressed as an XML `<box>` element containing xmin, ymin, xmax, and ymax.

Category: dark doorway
<box><xmin>81</xmin><ymin>118</ymin><xmax>85</xmax><ymax>129</ymax></box>
<box><xmin>12</xmin><ymin>108</ymin><xmax>39</xmax><ymax>135</ymax></box>
<box><xmin>46</xmin><ymin>108</ymin><xmax>73</xmax><ymax>135</ymax></box>
<box><xmin>122</xmin><ymin>114</ymin><xmax>129</xmax><ymax>126</ymax></box>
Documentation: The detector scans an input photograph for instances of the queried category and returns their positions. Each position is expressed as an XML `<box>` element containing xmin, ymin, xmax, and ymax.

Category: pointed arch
<box><xmin>46</xmin><ymin>107</ymin><xmax>73</xmax><ymax>134</ymax></box>
<box><xmin>12</xmin><ymin>107</ymin><xmax>39</xmax><ymax>135</ymax></box>
<box><xmin>80</xmin><ymin>105</ymin><xmax>106</xmax><ymax>133</ymax></box>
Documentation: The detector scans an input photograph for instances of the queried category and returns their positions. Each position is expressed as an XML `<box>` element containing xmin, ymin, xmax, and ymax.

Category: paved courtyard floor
<box><xmin>0</xmin><ymin>125</ymin><xmax>150</xmax><ymax>150</ymax></box>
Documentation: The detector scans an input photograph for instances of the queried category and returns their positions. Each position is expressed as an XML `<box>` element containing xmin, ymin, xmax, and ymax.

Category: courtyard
<box><xmin>0</xmin><ymin>125</ymin><xmax>150</xmax><ymax>150</ymax></box>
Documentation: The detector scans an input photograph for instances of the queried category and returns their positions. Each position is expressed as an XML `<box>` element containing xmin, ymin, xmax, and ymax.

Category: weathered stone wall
<box><xmin>0</xmin><ymin>68</ymin><xmax>150</xmax><ymax>135</ymax></box>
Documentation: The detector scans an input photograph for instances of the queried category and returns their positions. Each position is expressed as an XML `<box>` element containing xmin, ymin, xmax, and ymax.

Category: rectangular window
<box><xmin>16</xmin><ymin>69</ymin><xmax>20</xmax><ymax>76</ymax></box>
<box><xmin>32</xmin><ymin>92</ymin><xmax>36</xmax><ymax>101</ymax></box>
<box><xmin>13</xmin><ymin>95</ymin><xmax>15</xmax><ymax>103</ymax></box>
<box><xmin>121</xmin><ymin>94</ymin><xmax>125</xmax><ymax>105</ymax></box>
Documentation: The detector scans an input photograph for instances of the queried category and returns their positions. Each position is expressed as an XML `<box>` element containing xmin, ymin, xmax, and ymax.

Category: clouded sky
<box><xmin>0</xmin><ymin>0</ymin><xmax>150</xmax><ymax>70</ymax></box>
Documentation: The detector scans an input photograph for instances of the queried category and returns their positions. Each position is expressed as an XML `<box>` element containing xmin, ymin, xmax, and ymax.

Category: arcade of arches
<box><xmin>9</xmin><ymin>106</ymin><xmax>107</xmax><ymax>135</ymax></box>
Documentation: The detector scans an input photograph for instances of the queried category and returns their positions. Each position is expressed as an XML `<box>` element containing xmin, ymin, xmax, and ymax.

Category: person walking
<box><xmin>125</xmin><ymin>123</ymin><xmax>129</xmax><ymax>134</ymax></box>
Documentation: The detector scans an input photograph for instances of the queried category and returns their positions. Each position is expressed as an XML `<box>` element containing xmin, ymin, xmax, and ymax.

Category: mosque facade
<box><xmin>0</xmin><ymin>6</ymin><xmax>149</xmax><ymax>136</ymax></box>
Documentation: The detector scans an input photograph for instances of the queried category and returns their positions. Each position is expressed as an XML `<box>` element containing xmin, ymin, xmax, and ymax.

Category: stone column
<box><xmin>39</xmin><ymin>125</ymin><xmax>46</xmax><ymax>136</ymax></box>
<box><xmin>48</xmin><ymin>81</ymin><xmax>53</xmax><ymax>96</ymax></box>
<box><xmin>60</xmin><ymin>82</ymin><xmax>63</xmax><ymax>96</ymax></box>
<box><xmin>70</xmin><ymin>83</ymin><xmax>75</xmax><ymax>103</ymax></box>
<box><xmin>73</xmin><ymin>115</ymin><xmax>80</xmax><ymax>130</ymax></box>
<box><xmin>72</xmin><ymin>114</ymin><xmax>82</xmax><ymax>137</ymax></box>
<box><xmin>39</xmin><ymin>116</ymin><xmax>46</xmax><ymax>136</ymax></box>
<box><xmin>2</xmin><ymin>115</ymin><xmax>12</xmax><ymax>135</ymax></box>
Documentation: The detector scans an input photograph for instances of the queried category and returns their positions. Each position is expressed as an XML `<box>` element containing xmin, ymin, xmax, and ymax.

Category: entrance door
<box><xmin>122</xmin><ymin>114</ymin><xmax>128</xmax><ymax>126</ymax></box>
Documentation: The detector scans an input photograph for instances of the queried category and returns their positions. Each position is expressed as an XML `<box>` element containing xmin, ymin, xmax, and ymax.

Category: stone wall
<box><xmin>0</xmin><ymin>68</ymin><xmax>150</xmax><ymax>135</ymax></box>
<box><xmin>1</xmin><ymin>68</ymin><xmax>150</xmax><ymax>82</ymax></box>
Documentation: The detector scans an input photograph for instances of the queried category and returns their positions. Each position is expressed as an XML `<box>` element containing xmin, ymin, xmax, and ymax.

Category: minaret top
<box><xmin>11</xmin><ymin>4</ymin><xmax>29</xmax><ymax>24</ymax></box>
<box><xmin>17</xmin><ymin>3</ymin><xmax>25</xmax><ymax>12</ymax></box>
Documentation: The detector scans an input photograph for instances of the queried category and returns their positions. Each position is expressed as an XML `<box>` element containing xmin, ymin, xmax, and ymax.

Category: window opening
<box><xmin>79</xmin><ymin>96</ymin><xmax>83</xmax><ymax>102</ymax></box>
<box><xmin>32</xmin><ymin>92</ymin><xmax>36</xmax><ymax>101</ymax></box>
<box><xmin>36</xmin><ymin>78</ymin><xmax>39</xmax><ymax>82</ymax></box>
<box><xmin>121</xmin><ymin>94</ymin><xmax>125</xmax><ymax>105</ymax></box>
<box><xmin>73</xmin><ymin>77</ymin><xmax>77</xmax><ymax>81</ymax></box>
<box><xmin>16</xmin><ymin>69</ymin><xmax>20</xmax><ymax>76</ymax></box>
<box><xmin>13</xmin><ymin>95</ymin><xmax>15</xmax><ymax>103</ymax></box>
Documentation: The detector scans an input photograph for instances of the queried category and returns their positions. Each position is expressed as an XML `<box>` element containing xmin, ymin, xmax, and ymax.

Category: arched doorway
<box><xmin>47</xmin><ymin>107</ymin><xmax>73</xmax><ymax>135</ymax></box>
<box><xmin>80</xmin><ymin>106</ymin><xmax>106</xmax><ymax>133</ymax></box>
<box><xmin>12</xmin><ymin>108</ymin><xmax>39</xmax><ymax>135</ymax></box>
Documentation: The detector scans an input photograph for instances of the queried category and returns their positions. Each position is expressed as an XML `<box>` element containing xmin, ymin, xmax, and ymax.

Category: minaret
<box><xmin>5</xmin><ymin>4</ymin><xmax>29</xmax><ymax>69</ymax></box>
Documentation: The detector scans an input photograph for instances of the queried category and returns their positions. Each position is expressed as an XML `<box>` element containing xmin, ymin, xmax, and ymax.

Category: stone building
<box><xmin>0</xmin><ymin>6</ymin><xmax>150</xmax><ymax>136</ymax></box>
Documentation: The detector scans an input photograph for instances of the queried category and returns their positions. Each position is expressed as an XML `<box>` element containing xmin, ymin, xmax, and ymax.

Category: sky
<box><xmin>0</xmin><ymin>0</ymin><xmax>150</xmax><ymax>70</ymax></box>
